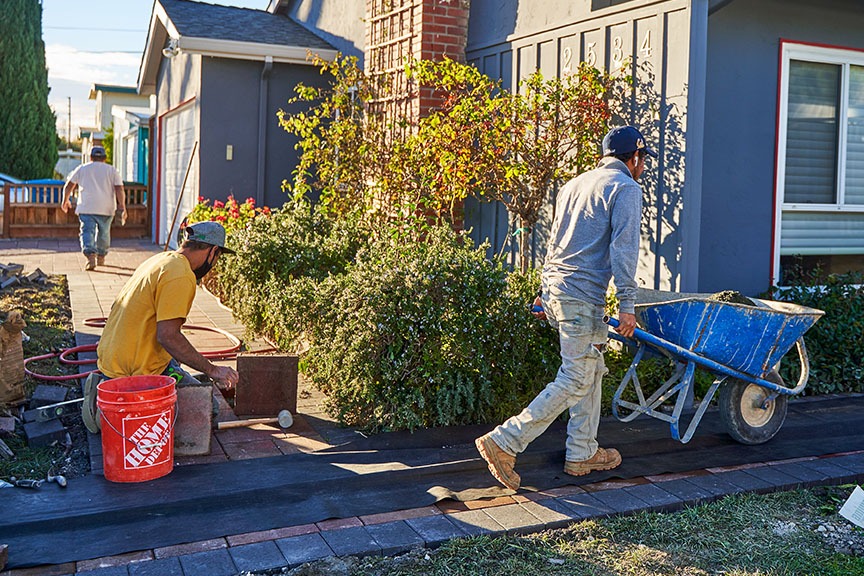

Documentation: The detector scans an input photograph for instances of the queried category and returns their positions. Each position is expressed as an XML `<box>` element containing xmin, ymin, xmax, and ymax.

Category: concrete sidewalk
<box><xmin>2</xmin><ymin>238</ymin><xmax>864</xmax><ymax>576</ymax></box>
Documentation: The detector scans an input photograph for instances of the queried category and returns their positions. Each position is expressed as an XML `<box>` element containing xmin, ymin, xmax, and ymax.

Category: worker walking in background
<box><xmin>475</xmin><ymin>125</ymin><xmax>655</xmax><ymax>491</ymax></box>
<box><xmin>61</xmin><ymin>145</ymin><xmax>125</xmax><ymax>271</ymax></box>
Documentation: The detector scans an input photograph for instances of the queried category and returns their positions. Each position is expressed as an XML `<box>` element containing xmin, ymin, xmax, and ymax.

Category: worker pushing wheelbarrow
<box><xmin>605</xmin><ymin>289</ymin><xmax>824</xmax><ymax>445</ymax></box>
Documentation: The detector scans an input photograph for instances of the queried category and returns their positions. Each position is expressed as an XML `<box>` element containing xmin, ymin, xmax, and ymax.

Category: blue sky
<box><xmin>42</xmin><ymin>0</ymin><xmax>265</xmax><ymax>139</ymax></box>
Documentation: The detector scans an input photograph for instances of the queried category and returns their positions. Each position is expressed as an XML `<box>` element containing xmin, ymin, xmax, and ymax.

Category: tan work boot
<box><xmin>475</xmin><ymin>433</ymin><xmax>520</xmax><ymax>490</ymax></box>
<box><xmin>85</xmin><ymin>254</ymin><xmax>97</xmax><ymax>271</ymax></box>
<box><xmin>564</xmin><ymin>447</ymin><xmax>622</xmax><ymax>477</ymax></box>
<box><xmin>97</xmin><ymin>255</ymin><xmax>105</xmax><ymax>266</ymax></box>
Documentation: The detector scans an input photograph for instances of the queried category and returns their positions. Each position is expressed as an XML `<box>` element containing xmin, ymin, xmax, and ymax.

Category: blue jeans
<box><xmin>490</xmin><ymin>290</ymin><xmax>609</xmax><ymax>462</ymax></box>
<box><xmin>78</xmin><ymin>213</ymin><xmax>113</xmax><ymax>256</ymax></box>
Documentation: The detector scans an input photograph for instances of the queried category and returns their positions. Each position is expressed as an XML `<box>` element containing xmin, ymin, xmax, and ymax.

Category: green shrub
<box><xmin>292</xmin><ymin>225</ymin><xmax>560</xmax><ymax>432</ymax></box>
<box><xmin>214</xmin><ymin>200</ymin><xmax>365</xmax><ymax>345</ymax></box>
<box><xmin>765</xmin><ymin>271</ymin><xmax>864</xmax><ymax>394</ymax></box>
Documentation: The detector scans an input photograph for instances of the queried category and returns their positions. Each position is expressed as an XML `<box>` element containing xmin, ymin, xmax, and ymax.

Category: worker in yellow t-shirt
<box><xmin>82</xmin><ymin>221</ymin><xmax>240</xmax><ymax>433</ymax></box>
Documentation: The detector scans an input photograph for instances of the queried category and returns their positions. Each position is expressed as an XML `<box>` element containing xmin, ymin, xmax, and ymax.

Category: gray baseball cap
<box><xmin>183</xmin><ymin>221</ymin><xmax>235</xmax><ymax>254</ymax></box>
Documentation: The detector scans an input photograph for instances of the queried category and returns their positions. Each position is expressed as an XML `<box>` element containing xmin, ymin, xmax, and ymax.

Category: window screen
<box><xmin>846</xmin><ymin>65</ymin><xmax>864</xmax><ymax>205</ymax></box>
<box><xmin>783</xmin><ymin>60</ymin><xmax>840</xmax><ymax>204</ymax></box>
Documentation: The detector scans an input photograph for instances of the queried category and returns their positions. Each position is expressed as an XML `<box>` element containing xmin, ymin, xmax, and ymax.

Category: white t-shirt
<box><xmin>67</xmin><ymin>161</ymin><xmax>123</xmax><ymax>216</ymax></box>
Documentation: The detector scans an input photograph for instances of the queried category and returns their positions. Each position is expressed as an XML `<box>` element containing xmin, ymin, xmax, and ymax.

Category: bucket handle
<box><xmin>101</xmin><ymin>403</ymin><xmax>178</xmax><ymax>452</ymax></box>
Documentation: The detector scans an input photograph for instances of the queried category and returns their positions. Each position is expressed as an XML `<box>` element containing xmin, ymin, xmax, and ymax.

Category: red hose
<box><xmin>25</xmin><ymin>319</ymin><xmax>249</xmax><ymax>382</ymax></box>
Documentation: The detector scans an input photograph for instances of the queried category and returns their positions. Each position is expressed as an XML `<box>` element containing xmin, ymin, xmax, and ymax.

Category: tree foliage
<box><xmin>408</xmin><ymin>59</ymin><xmax>616</xmax><ymax>272</ymax></box>
<box><xmin>279</xmin><ymin>55</ymin><xmax>618</xmax><ymax>269</ymax></box>
<box><xmin>0</xmin><ymin>0</ymin><xmax>58</xmax><ymax>179</ymax></box>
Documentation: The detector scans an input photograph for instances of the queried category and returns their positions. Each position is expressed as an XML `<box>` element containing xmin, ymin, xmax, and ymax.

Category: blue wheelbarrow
<box><xmin>605</xmin><ymin>290</ymin><xmax>824</xmax><ymax>445</ymax></box>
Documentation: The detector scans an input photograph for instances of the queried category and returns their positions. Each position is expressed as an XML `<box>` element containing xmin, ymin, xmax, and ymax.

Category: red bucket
<box><xmin>97</xmin><ymin>375</ymin><xmax>177</xmax><ymax>483</ymax></box>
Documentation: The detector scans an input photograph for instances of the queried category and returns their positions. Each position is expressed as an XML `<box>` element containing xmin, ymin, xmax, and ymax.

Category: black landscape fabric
<box><xmin>3</xmin><ymin>395</ymin><xmax>864</xmax><ymax>568</ymax></box>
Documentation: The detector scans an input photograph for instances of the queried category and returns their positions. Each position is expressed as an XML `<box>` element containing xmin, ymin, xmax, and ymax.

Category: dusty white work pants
<box><xmin>489</xmin><ymin>292</ymin><xmax>608</xmax><ymax>462</ymax></box>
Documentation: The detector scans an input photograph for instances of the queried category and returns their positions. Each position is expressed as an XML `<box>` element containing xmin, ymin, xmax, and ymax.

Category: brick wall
<box><xmin>366</xmin><ymin>0</ymin><xmax>470</xmax><ymax>122</ymax></box>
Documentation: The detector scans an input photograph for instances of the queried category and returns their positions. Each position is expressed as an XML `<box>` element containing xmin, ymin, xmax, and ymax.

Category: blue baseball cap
<box><xmin>602</xmin><ymin>126</ymin><xmax>657</xmax><ymax>158</ymax></box>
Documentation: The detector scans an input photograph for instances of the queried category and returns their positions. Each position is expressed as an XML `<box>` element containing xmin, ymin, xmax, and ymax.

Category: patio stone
<box><xmin>622</xmin><ymin>483</ymin><xmax>683</xmax><ymax>512</ymax></box>
<box><xmin>320</xmin><ymin>526</ymin><xmax>381</xmax><ymax>558</ymax></box>
<box><xmin>446</xmin><ymin>509</ymin><xmax>506</xmax><ymax>536</ymax></box>
<box><xmin>405</xmin><ymin>515</ymin><xmax>469</xmax><ymax>547</ymax></box>
<box><xmin>177</xmin><ymin>549</ymin><xmax>237</xmax><ymax>576</ymax></box>
<box><xmin>274</xmin><ymin>533</ymin><xmax>334</xmax><ymax>567</ymax></box>
<box><xmin>227</xmin><ymin>541</ymin><xmax>287</xmax><ymax>572</ymax></box>
<box><xmin>366</xmin><ymin>520</ymin><xmax>426</xmax><ymax>555</ymax></box>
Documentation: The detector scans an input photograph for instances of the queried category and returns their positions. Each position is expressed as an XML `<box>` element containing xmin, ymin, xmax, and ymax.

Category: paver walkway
<box><xmin>2</xmin><ymin>238</ymin><xmax>863</xmax><ymax>576</ymax></box>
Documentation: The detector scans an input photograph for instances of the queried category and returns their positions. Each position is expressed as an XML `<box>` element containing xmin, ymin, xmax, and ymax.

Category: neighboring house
<box><xmin>285</xmin><ymin>0</ymin><xmax>864</xmax><ymax>296</ymax></box>
<box><xmin>137</xmin><ymin>0</ymin><xmax>337</xmax><ymax>248</ymax></box>
<box><xmin>111</xmin><ymin>106</ymin><xmax>153</xmax><ymax>185</ymax></box>
<box><xmin>55</xmin><ymin>149</ymin><xmax>81</xmax><ymax>180</ymax></box>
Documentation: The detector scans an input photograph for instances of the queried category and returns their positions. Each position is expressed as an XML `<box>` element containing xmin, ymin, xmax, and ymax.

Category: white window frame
<box><xmin>774</xmin><ymin>41</ymin><xmax>864</xmax><ymax>285</ymax></box>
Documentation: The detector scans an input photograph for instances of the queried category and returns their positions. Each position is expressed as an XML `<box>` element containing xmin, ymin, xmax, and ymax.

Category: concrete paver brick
<box><xmin>405</xmin><ymin>515</ymin><xmax>469</xmax><ymax>547</ymax></box>
<box><xmin>446</xmin><ymin>509</ymin><xmax>506</xmax><ymax>537</ymax></box>
<box><xmin>177</xmin><ymin>549</ymin><xmax>237</xmax><ymax>576</ymax></box>
<box><xmin>127</xmin><ymin>557</ymin><xmax>183</xmax><ymax>576</ymax></box>
<box><xmin>581</xmin><ymin>477</ymin><xmax>649</xmax><ymax>492</ymax></box>
<box><xmin>517</xmin><ymin>498</ymin><xmax>579</xmax><ymax>530</ymax></box>
<box><xmin>274</xmin><ymin>533</ymin><xmax>334</xmax><ymax>567</ymax></box>
<box><xmin>826</xmin><ymin>453</ymin><xmax>864</xmax><ymax>478</ymax></box>
<box><xmin>320</xmin><ymin>526</ymin><xmax>381</xmax><ymax>558</ymax></box>
<box><xmin>770</xmin><ymin>462</ymin><xmax>835</xmax><ymax>486</ymax></box>
<box><xmin>555</xmin><ymin>492</ymin><xmax>613</xmax><ymax>520</ymax></box>
<box><xmin>482</xmin><ymin>503</ymin><xmax>546</xmax><ymax>535</ymax></box>
<box><xmin>360</xmin><ymin>506</ymin><xmax>442</xmax><ymax>526</ymax></box>
<box><xmin>650</xmin><ymin>478</ymin><xmax>716</xmax><ymax>504</ymax></box>
<box><xmin>684</xmin><ymin>473</ymin><xmax>748</xmax><ymax>498</ymax></box>
<box><xmin>317</xmin><ymin>517</ymin><xmax>363</xmax><ymax>532</ymax></box>
<box><xmin>622</xmin><ymin>483</ymin><xmax>683</xmax><ymax>513</ymax></box>
<box><xmin>75</xmin><ymin>567</ymin><xmax>128</xmax><ymax>576</ymax></box>
<box><xmin>154</xmin><ymin>538</ymin><xmax>227</xmax><ymax>559</ymax></box>
<box><xmin>709</xmin><ymin>470</ymin><xmax>773</xmax><ymax>493</ymax></box>
<box><xmin>589</xmin><ymin>487</ymin><xmax>652</xmax><ymax>516</ymax></box>
<box><xmin>366</xmin><ymin>520</ymin><xmax>426</xmax><ymax>555</ymax></box>
<box><xmin>227</xmin><ymin>541</ymin><xmax>287</xmax><ymax>573</ymax></box>
<box><xmin>226</xmin><ymin>524</ymin><xmax>318</xmax><ymax>546</ymax></box>
<box><xmin>75</xmin><ymin>551</ymin><xmax>152</xmax><ymax>573</ymax></box>
<box><xmin>797</xmin><ymin>458</ymin><xmax>861</xmax><ymax>483</ymax></box>
<box><xmin>740</xmin><ymin>466</ymin><xmax>803</xmax><ymax>491</ymax></box>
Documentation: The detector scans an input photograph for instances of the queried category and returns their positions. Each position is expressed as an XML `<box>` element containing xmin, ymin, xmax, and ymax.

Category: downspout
<box><xmin>257</xmin><ymin>56</ymin><xmax>273</xmax><ymax>207</ymax></box>
<box><xmin>680</xmin><ymin>0</ymin><xmax>709</xmax><ymax>292</ymax></box>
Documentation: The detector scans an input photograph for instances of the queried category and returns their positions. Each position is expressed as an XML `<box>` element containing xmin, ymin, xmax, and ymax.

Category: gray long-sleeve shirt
<box><xmin>542</xmin><ymin>157</ymin><xmax>642</xmax><ymax>314</ymax></box>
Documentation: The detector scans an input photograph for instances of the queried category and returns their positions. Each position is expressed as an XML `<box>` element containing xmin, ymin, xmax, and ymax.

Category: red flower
<box><xmin>261</xmin><ymin>207</ymin><xmax>271</xmax><ymax>215</ymax></box>
<box><xmin>245</xmin><ymin>197</ymin><xmax>256</xmax><ymax>206</ymax></box>
<box><xmin>213</xmin><ymin>200</ymin><xmax>225</xmax><ymax>209</ymax></box>
<box><xmin>215</xmin><ymin>215</ymin><xmax>227</xmax><ymax>222</ymax></box>
<box><xmin>198</xmin><ymin>196</ymin><xmax>205</xmax><ymax>203</ymax></box>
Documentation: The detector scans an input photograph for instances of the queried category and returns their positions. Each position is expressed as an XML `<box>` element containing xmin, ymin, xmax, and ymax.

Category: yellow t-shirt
<box><xmin>97</xmin><ymin>252</ymin><xmax>197</xmax><ymax>378</ymax></box>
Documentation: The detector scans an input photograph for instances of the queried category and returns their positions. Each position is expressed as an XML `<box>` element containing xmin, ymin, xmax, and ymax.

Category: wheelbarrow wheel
<box><xmin>719</xmin><ymin>371</ymin><xmax>787</xmax><ymax>445</ymax></box>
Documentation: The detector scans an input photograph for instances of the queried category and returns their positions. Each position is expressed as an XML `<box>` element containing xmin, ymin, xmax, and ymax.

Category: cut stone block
<box><xmin>29</xmin><ymin>385</ymin><xmax>68</xmax><ymax>408</ymax></box>
<box><xmin>0</xmin><ymin>416</ymin><xmax>15</xmax><ymax>432</ymax></box>
<box><xmin>23</xmin><ymin>418</ymin><xmax>67</xmax><ymax>448</ymax></box>
<box><xmin>174</xmin><ymin>385</ymin><xmax>213</xmax><ymax>456</ymax></box>
<box><xmin>234</xmin><ymin>354</ymin><xmax>298</xmax><ymax>416</ymax></box>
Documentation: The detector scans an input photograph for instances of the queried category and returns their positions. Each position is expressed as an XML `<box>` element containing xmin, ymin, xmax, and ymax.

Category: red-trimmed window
<box><xmin>775</xmin><ymin>41</ymin><xmax>864</xmax><ymax>284</ymax></box>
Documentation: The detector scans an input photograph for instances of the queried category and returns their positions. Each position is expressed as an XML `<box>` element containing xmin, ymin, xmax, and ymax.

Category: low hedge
<box><xmin>289</xmin><ymin>226</ymin><xmax>560</xmax><ymax>432</ymax></box>
<box><xmin>764</xmin><ymin>271</ymin><xmax>864</xmax><ymax>395</ymax></box>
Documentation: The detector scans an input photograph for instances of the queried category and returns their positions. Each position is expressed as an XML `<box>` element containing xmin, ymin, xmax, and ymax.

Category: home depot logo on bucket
<box><xmin>123</xmin><ymin>410</ymin><xmax>172</xmax><ymax>469</ymax></box>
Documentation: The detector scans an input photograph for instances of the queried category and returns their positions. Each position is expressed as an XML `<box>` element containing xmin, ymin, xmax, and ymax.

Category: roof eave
<box><xmin>177</xmin><ymin>36</ymin><xmax>337</xmax><ymax>65</ymax></box>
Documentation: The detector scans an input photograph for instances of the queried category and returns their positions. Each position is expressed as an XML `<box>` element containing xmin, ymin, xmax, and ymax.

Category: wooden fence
<box><xmin>0</xmin><ymin>183</ymin><xmax>150</xmax><ymax>239</ymax></box>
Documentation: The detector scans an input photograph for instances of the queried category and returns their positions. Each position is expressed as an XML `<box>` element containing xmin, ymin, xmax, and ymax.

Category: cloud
<box><xmin>46</xmin><ymin>44</ymin><xmax>141</xmax><ymax>85</ymax></box>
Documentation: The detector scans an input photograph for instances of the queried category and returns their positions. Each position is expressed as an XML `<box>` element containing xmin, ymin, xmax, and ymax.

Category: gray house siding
<box><xmin>464</xmin><ymin>0</ymin><xmax>695</xmax><ymax>293</ymax></box>
<box><xmin>699</xmin><ymin>0</ymin><xmax>864</xmax><ymax>296</ymax></box>
<box><xmin>190</xmin><ymin>57</ymin><xmax>330</xmax><ymax>212</ymax></box>
<box><xmin>286</xmin><ymin>0</ymin><xmax>366</xmax><ymax>65</ymax></box>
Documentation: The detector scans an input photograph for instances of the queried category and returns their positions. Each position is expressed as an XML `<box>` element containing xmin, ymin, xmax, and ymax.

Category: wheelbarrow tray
<box><xmin>635</xmin><ymin>292</ymin><xmax>824</xmax><ymax>381</ymax></box>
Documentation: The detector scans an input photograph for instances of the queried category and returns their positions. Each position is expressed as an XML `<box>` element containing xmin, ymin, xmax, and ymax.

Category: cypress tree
<box><xmin>0</xmin><ymin>0</ymin><xmax>59</xmax><ymax>179</ymax></box>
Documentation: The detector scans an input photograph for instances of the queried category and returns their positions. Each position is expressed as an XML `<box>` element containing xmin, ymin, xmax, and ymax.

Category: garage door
<box><xmin>159</xmin><ymin>102</ymin><xmax>198</xmax><ymax>248</ymax></box>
